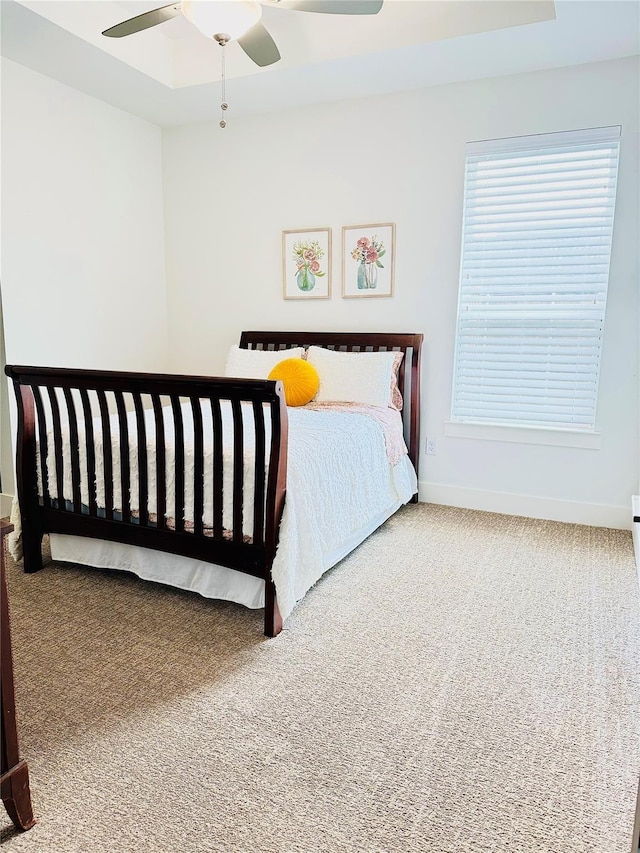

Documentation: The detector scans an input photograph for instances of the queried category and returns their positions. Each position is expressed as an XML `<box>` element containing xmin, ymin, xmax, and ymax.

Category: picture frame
<box><xmin>342</xmin><ymin>222</ymin><xmax>395</xmax><ymax>298</ymax></box>
<box><xmin>282</xmin><ymin>228</ymin><xmax>332</xmax><ymax>300</ymax></box>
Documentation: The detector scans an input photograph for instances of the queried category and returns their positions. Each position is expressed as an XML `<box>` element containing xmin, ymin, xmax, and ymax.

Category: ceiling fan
<box><xmin>102</xmin><ymin>1</ymin><xmax>385</xmax><ymax>68</ymax></box>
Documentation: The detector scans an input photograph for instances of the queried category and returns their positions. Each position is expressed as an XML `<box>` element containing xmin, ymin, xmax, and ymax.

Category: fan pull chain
<box><xmin>219</xmin><ymin>40</ymin><xmax>228</xmax><ymax>129</ymax></box>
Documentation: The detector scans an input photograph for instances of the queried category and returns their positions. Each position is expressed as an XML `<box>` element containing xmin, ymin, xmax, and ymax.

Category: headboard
<box><xmin>239</xmin><ymin>331</ymin><xmax>423</xmax><ymax>492</ymax></box>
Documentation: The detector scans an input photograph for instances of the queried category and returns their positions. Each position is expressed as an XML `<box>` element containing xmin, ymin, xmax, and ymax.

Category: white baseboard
<box><xmin>0</xmin><ymin>492</ymin><xmax>14</xmax><ymax>519</ymax></box>
<box><xmin>418</xmin><ymin>481</ymin><xmax>631</xmax><ymax>530</ymax></box>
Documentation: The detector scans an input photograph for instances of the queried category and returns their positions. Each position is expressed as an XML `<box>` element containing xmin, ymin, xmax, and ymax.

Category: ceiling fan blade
<box><xmin>237</xmin><ymin>22</ymin><xmax>281</xmax><ymax>67</ymax></box>
<box><xmin>102</xmin><ymin>3</ymin><xmax>181</xmax><ymax>38</ymax></box>
<box><xmin>277</xmin><ymin>0</ymin><xmax>383</xmax><ymax>13</ymax></box>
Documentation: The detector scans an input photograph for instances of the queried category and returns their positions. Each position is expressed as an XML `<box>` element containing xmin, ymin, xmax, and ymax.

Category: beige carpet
<box><xmin>1</xmin><ymin>504</ymin><xmax>639</xmax><ymax>853</ymax></box>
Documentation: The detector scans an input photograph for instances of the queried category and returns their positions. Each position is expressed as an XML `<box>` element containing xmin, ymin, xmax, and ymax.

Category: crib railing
<box><xmin>5</xmin><ymin>365</ymin><xmax>288</xmax><ymax>635</ymax></box>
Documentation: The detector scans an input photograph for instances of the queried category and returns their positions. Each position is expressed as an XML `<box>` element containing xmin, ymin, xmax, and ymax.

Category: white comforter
<box><xmin>270</xmin><ymin>407</ymin><xmax>415</xmax><ymax>618</ymax></box>
<box><xmin>38</xmin><ymin>400</ymin><xmax>416</xmax><ymax>620</ymax></box>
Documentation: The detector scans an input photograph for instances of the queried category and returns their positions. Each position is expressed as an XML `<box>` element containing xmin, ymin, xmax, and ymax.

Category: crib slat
<box><xmin>63</xmin><ymin>388</ymin><xmax>82</xmax><ymax>512</ymax></box>
<box><xmin>96</xmin><ymin>390</ymin><xmax>114</xmax><ymax>521</ymax></box>
<box><xmin>231</xmin><ymin>398</ymin><xmax>244</xmax><ymax>543</ymax></box>
<box><xmin>190</xmin><ymin>397</ymin><xmax>204</xmax><ymax>537</ymax></box>
<box><xmin>252</xmin><ymin>400</ymin><xmax>265</xmax><ymax>547</ymax></box>
<box><xmin>46</xmin><ymin>386</ymin><xmax>65</xmax><ymax>509</ymax></box>
<box><xmin>170</xmin><ymin>395</ymin><xmax>185</xmax><ymax>533</ymax></box>
<box><xmin>133</xmin><ymin>393</ymin><xmax>148</xmax><ymax>528</ymax></box>
<box><xmin>210</xmin><ymin>397</ymin><xmax>223</xmax><ymax>540</ymax></box>
<box><xmin>151</xmin><ymin>394</ymin><xmax>166</xmax><ymax>530</ymax></box>
<box><xmin>79</xmin><ymin>389</ymin><xmax>98</xmax><ymax>517</ymax></box>
<box><xmin>114</xmin><ymin>392</ymin><xmax>131</xmax><ymax>524</ymax></box>
<box><xmin>31</xmin><ymin>385</ymin><xmax>50</xmax><ymax>510</ymax></box>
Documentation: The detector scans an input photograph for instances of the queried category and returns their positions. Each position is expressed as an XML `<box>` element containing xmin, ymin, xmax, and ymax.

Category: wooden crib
<box><xmin>6</xmin><ymin>330</ymin><xmax>422</xmax><ymax>636</ymax></box>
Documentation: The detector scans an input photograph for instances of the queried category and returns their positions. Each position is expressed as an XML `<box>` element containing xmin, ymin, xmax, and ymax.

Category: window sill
<box><xmin>443</xmin><ymin>421</ymin><xmax>602</xmax><ymax>449</ymax></box>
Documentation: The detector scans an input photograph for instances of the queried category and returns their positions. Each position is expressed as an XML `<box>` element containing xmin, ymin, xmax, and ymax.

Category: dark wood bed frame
<box><xmin>6</xmin><ymin>331</ymin><xmax>422</xmax><ymax>636</ymax></box>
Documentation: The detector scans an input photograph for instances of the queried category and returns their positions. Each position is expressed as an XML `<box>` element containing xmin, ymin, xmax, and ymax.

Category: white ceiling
<box><xmin>1</xmin><ymin>0</ymin><xmax>638</xmax><ymax>127</ymax></box>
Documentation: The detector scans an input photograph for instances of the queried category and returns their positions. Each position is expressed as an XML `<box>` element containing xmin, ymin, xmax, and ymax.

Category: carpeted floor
<box><xmin>1</xmin><ymin>503</ymin><xmax>639</xmax><ymax>853</ymax></box>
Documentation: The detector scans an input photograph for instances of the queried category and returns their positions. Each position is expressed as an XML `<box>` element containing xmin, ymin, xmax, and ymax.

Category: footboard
<box><xmin>5</xmin><ymin>366</ymin><xmax>288</xmax><ymax>636</ymax></box>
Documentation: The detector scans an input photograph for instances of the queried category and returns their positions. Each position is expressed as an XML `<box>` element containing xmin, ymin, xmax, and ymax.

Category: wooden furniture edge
<box><xmin>1</xmin><ymin>520</ymin><xmax>36</xmax><ymax>831</ymax></box>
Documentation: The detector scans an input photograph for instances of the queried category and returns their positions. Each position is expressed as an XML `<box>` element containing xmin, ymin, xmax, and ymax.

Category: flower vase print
<box><xmin>342</xmin><ymin>223</ymin><xmax>395</xmax><ymax>298</ymax></box>
<box><xmin>352</xmin><ymin>235</ymin><xmax>385</xmax><ymax>290</ymax></box>
<box><xmin>283</xmin><ymin>228</ymin><xmax>331</xmax><ymax>300</ymax></box>
<box><xmin>294</xmin><ymin>239</ymin><xmax>325</xmax><ymax>292</ymax></box>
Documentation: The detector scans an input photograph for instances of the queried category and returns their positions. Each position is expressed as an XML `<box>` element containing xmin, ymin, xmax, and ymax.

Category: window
<box><xmin>451</xmin><ymin>126</ymin><xmax>621</xmax><ymax>431</ymax></box>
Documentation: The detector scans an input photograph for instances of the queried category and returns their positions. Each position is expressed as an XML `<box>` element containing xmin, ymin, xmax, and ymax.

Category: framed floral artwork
<box><xmin>282</xmin><ymin>228</ymin><xmax>331</xmax><ymax>300</ymax></box>
<box><xmin>342</xmin><ymin>223</ymin><xmax>395</xmax><ymax>298</ymax></box>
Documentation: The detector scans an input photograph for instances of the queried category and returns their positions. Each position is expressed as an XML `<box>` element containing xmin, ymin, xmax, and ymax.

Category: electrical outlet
<box><xmin>426</xmin><ymin>438</ymin><xmax>437</xmax><ymax>455</ymax></box>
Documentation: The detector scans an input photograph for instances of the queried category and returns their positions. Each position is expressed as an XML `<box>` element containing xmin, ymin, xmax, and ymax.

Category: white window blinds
<box><xmin>451</xmin><ymin>126</ymin><xmax>621</xmax><ymax>430</ymax></box>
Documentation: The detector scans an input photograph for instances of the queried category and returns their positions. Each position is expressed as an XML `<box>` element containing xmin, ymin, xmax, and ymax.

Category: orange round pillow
<box><xmin>268</xmin><ymin>358</ymin><xmax>319</xmax><ymax>407</ymax></box>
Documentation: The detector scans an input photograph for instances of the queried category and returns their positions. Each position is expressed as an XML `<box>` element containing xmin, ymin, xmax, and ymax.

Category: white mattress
<box><xmin>44</xmin><ymin>402</ymin><xmax>417</xmax><ymax>621</ymax></box>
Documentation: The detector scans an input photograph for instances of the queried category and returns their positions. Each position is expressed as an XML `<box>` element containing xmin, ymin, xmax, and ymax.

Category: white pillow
<box><xmin>224</xmin><ymin>345</ymin><xmax>304</xmax><ymax>379</ymax></box>
<box><xmin>306</xmin><ymin>346</ymin><xmax>398</xmax><ymax>408</ymax></box>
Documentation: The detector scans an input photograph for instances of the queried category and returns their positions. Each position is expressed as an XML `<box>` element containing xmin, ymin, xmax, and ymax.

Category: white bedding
<box><xmin>40</xmin><ymin>399</ymin><xmax>416</xmax><ymax>621</ymax></box>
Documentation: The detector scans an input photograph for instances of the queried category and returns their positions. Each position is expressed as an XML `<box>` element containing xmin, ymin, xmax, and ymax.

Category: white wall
<box><xmin>162</xmin><ymin>56</ymin><xmax>639</xmax><ymax>529</ymax></box>
<box><xmin>0</xmin><ymin>293</ymin><xmax>14</xmax><ymax>517</ymax></box>
<box><xmin>1</xmin><ymin>58</ymin><xmax>168</xmax><ymax>372</ymax></box>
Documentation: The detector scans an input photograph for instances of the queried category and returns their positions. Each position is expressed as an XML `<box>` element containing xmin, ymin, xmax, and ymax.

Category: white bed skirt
<box><xmin>50</xmin><ymin>455</ymin><xmax>417</xmax><ymax>611</ymax></box>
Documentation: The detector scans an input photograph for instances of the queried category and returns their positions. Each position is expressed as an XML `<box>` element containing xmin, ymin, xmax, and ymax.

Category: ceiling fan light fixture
<box><xmin>181</xmin><ymin>0</ymin><xmax>262</xmax><ymax>41</ymax></box>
